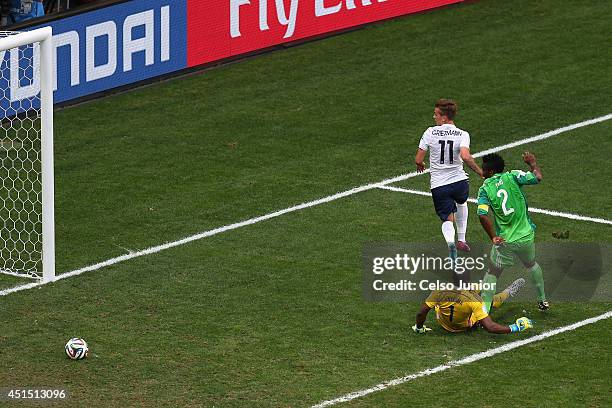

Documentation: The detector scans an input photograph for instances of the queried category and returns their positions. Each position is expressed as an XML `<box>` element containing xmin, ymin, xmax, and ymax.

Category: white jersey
<box><xmin>418</xmin><ymin>123</ymin><xmax>470</xmax><ymax>189</ymax></box>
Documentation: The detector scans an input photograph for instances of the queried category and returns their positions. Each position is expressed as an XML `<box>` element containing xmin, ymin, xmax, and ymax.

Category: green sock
<box><xmin>528</xmin><ymin>262</ymin><xmax>546</xmax><ymax>302</ymax></box>
<box><xmin>481</xmin><ymin>273</ymin><xmax>497</xmax><ymax>313</ymax></box>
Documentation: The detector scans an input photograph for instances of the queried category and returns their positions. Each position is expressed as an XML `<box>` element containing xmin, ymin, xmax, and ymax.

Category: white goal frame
<box><xmin>0</xmin><ymin>27</ymin><xmax>55</xmax><ymax>282</ymax></box>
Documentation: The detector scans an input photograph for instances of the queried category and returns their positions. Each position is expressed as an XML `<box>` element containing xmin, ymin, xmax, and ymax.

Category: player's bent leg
<box><xmin>518</xmin><ymin>240</ymin><xmax>549</xmax><ymax>310</ymax></box>
<box><xmin>432</xmin><ymin>185</ymin><xmax>457</xmax><ymax>246</ymax></box>
<box><xmin>441</xmin><ymin>220</ymin><xmax>456</xmax><ymax>246</ymax></box>
<box><xmin>453</xmin><ymin>180</ymin><xmax>471</xmax><ymax>252</ymax></box>
<box><xmin>454</xmin><ymin>202</ymin><xmax>468</xmax><ymax>232</ymax></box>
<box><xmin>440</xmin><ymin>213</ymin><xmax>457</xmax><ymax>262</ymax></box>
<box><xmin>481</xmin><ymin>271</ymin><xmax>498</xmax><ymax>313</ymax></box>
<box><xmin>527</xmin><ymin>262</ymin><xmax>549</xmax><ymax>310</ymax></box>
<box><xmin>442</xmin><ymin>220</ymin><xmax>458</xmax><ymax>263</ymax></box>
<box><xmin>431</xmin><ymin>185</ymin><xmax>461</xmax><ymax>274</ymax></box>
<box><xmin>455</xmin><ymin>201</ymin><xmax>470</xmax><ymax>252</ymax></box>
<box><xmin>491</xmin><ymin>292</ymin><xmax>508</xmax><ymax>309</ymax></box>
<box><xmin>491</xmin><ymin>277</ymin><xmax>526</xmax><ymax>308</ymax></box>
<box><xmin>482</xmin><ymin>245</ymin><xmax>513</xmax><ymax>313</ymax></box>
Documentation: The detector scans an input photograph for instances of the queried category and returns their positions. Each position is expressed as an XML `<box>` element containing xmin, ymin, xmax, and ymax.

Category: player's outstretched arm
<box><xmin>460</xmin><ymin>147</ymin><xmax>483</xmax><ymax>177</ymax></box>
<box><xmin>413</xmin><ymin>303</ymin><xmax>433</xmax><ymax>333</ymax></box>
<box><xmin>522</xmin><ymin>151</ymin><xmax>543</xmax><ymax>181</ymax></box>
<box><xmin>479</xmin><ymin>316</ymin><xmax>534</xmax><ymax>334</ymax></box>
<box><xmin>415</xmin><ymin>148</ymin><xmax>427</xmax><ymax>173</ymax></box>
<box><xmin>479</xmin><ymin>316</ymin><xmax>512</xmax><ymax>333</ymax></box>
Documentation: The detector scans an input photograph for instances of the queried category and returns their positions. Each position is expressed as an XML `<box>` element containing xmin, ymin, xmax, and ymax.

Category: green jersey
<box><xmin>477</xmin><ymin>170</ymin><xmax>539</xmax><ymax>242</ymax></box>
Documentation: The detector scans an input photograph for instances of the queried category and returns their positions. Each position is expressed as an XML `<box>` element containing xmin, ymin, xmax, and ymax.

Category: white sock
<box><xmin>441</xmin><ymin>221</ymin><xmax>455</xmax><ymax>247</ymax></box>
<box><xmin>456</xmin><ymin>202</ymin><xmax>468</xmax><ymax>242</ymax></box>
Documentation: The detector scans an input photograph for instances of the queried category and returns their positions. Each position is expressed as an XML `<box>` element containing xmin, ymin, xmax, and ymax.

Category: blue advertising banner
<box><xmin>0</xmin><ymin>0</ymin><xmax>187</xmax><ymax>117</ymax></box>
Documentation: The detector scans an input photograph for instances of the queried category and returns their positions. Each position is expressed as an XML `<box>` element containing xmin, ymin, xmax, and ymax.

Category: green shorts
<box><xmin>490</xmin><ymin>235</ymin><xmax>536</xmax><ymax>269</ymax></box>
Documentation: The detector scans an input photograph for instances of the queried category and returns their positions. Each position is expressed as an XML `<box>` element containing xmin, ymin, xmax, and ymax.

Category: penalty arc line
<box><xmin>1</xmin><ymin>113</ymin><xmax>611</xmax><ymax>297</ymax></box>
<box><xmin>378</xmin><ymin>185</ymin><xmax>612</xmax><ymax>225</ymax></box>
<box><xmin>310</xmin><ymin>310</ymin><xmax>612</xmax><ymax>408</ymax></box>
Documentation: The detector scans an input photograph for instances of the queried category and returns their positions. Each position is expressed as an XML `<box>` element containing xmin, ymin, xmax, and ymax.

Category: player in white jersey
<box><xmin>415</xmin><ymin>99</ymin><xmax>482</xmax><ymax>264</ymax></box>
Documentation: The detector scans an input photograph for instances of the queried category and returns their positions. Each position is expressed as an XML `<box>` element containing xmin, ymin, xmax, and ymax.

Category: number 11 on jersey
<box><xmin>438</xmin><ymin>140</ymin><xmax>454</xmax><ymax>164</ymax></box>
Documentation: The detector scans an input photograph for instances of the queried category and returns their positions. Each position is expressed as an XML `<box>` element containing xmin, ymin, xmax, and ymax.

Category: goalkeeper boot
<box><xmin>503</xmin><ymin>278</ymin><xmax>526</xmax><ymax>298</ymax></box>
<box><xmin>538</xmin><ymin>300</ymin><xmax>550</xmax><ymax>311</ymax></box>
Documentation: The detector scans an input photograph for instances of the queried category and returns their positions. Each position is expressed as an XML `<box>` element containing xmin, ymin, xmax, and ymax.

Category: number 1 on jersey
<box><xmin>438</xmin><ymin>140</ymin><xmax>454</xmax><ymax>164</ymax></box>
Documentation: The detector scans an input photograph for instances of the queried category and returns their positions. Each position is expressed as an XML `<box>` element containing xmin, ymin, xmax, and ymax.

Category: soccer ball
<box><xmin>65</xmin><ymin>338</ymin><xmax>89</xmax><ymax>360</ymax></box>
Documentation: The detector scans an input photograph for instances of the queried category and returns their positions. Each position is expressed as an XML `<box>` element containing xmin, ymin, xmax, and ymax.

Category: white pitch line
<box><xmin>1</xmin><ymin>113</ymin><xmax>611</xmax><ymax>297</ymax></box>
<box><xmin>0</xmin><ymin>182</ymin><xmax>385</xmax><ymax>296</ymax></box>
<box><xmin>311</xmin><ymin>310</ymin><xmax>612</xmax><ymax>408</ymax></box>
<box><xmin>378</xmin><ymin>185</ymin><xmax>612</xmax><ymax>225</ymax></box>
<box><xmin>471</xmin><ymin>113</ymin><xmax>612</xmax><ymax>158</ymax></box>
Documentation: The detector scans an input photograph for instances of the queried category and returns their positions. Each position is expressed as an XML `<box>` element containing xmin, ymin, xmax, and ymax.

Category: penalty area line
<box><xmin>378</xmin><ymin>185</ymin><xmax>612</xmax><ymax>226</ymax></box>
<box><xmin>311</xmin><ymin>310</ymin><xmax>612</xmax><ymax>408</ymax></box>
<box><xmin>0</xmin><ymin>113</ymin><xmax>611</xmax><ymax>297</ymax></box>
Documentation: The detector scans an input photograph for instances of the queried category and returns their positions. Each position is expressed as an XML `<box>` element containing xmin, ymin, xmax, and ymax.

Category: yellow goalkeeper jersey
<box><xmin>425</xmin><ymin>290</ymin><xmax>489</xmax><ymax>333</ymax></box>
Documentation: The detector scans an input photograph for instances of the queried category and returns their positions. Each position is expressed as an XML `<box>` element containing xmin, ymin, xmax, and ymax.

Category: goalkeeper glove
<box><xmin>509</xmin><ymin>317</ymin><xmax>534</xmax><ymax>332</ymax></box>
<box><xmin>412</xmin><ymin>324</ymin><xmax>432</xmax><ymax>334</ymax></box>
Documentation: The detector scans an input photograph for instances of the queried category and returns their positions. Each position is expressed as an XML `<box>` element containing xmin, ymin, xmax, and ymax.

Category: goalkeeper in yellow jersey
<box><xmin>413</xmin><ymin>278</ymin><xmax>534</xmax><ymax>334</ymax></box>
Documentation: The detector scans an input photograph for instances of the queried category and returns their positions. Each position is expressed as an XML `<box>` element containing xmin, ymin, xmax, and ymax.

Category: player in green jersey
<box><xmin>477</xmin><ymin>151</ymin><xmax>549</xmax><ymax>312</ymax></box>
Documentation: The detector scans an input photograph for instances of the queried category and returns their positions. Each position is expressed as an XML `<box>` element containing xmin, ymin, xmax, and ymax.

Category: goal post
<box><xmin>0</xmin><ymin>27</ymin><xmax>55</xmax><ymax>282</ymax></box>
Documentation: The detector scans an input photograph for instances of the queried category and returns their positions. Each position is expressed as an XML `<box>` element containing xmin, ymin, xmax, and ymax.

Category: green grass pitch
<box><xmin>0</xmin><ymin>0</ymin><xmax>611</xmax><ymax>406</ymax></box>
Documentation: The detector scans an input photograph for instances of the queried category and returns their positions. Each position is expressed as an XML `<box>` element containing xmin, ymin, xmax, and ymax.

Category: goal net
<box><xmin>0</xmin><ymin>28</ymin><xmax>54</xmax><ymax>282</ymax></box>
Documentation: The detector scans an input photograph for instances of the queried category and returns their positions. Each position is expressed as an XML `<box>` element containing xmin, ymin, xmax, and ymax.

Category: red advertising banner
<box><xmin>187</xmin><ymin>0</ymin><xmax>464</xmax><ymax>67</ymax></box>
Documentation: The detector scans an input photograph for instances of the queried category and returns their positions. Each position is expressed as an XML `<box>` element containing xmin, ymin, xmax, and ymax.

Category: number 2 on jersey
<box><xmin>497</xmin><ymin>189</ymin><xmax>515</xmax><ymax>215</ymax></box>
<box><xmin>438</xmin><ymin>140</ymin><xmax>454</xmax><ymax>164</ymax></box>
